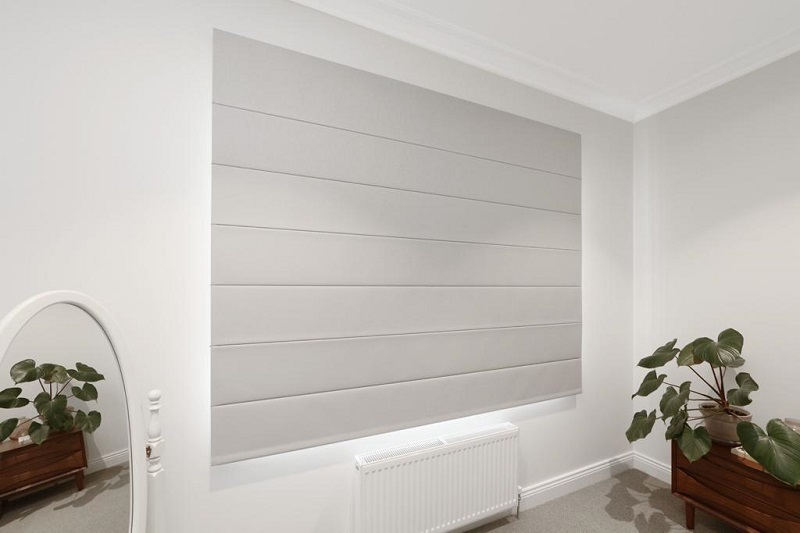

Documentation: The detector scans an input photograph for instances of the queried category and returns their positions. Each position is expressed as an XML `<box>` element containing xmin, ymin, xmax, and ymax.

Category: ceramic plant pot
<box><xmin>700</xmin><ymin>403</ymin><xmax>752</xmax><ymax>443</ymax></box>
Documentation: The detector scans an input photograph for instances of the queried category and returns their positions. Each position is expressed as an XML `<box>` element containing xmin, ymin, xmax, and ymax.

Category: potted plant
<box><xmin>0</xmin><ymin>359</ymin><xmax>104</xmax><ymax>444</ymax></box>
<box><xmin>626</xmin><ymin>328</ymin><xmax>800</xmax><ymax>486</ymax></box>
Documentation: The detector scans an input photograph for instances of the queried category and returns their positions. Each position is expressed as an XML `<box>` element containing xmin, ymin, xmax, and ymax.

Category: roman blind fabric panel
<box><xmin>211</xmin><ymin>30</ymin><xmax>582</xmax><ymax>465</ymax></box>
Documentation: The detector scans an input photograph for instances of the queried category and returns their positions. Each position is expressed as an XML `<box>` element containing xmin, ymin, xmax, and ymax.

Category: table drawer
<box><xmin>676</xmin><ymin>469</ymin><xmax>800</xmax><ymax>533</ymax></box>
<box><xmin>677</xmin><ymin>455</ymin><xmax>800</xmax><ymax>516</ymax></box>
<box><xmin>0</xmin><ymin>431</ymin><xmax>87</xmax><ymax>496</ymax></box>
<box><xmin>672</xmin><ymin>441</ymin><xmax>800</xmax><ymax>533</ymax></box>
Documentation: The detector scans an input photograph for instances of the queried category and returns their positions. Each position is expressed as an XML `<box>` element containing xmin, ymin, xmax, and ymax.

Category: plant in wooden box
<box><xmin>0</xmin><ymin>359</ymin><xmax>104</xmax><ymax>444</ymax></box>
<box><xmin>626</xmin><ymin>328</ymin><xmax>800</xmax><ymax>486</ymax></box>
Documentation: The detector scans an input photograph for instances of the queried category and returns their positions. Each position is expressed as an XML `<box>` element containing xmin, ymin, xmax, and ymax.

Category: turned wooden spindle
<box><xmin>146</xmin><ymin>389</ymin><xmax>164</xmax><ymax>533</ymax></box>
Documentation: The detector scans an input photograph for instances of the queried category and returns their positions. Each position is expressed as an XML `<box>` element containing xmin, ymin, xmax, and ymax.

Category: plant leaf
<box><xmin>665</xmin><ymin>410</ymin><xmax>688</xmax><ymax>440</ymax></box>
<box><xmin>72</xmin><ymin>382</ymin><xmax>98</xmax><ymax>402</ymax></box>
<box><xmin>28</xmin><ymin>421</ymin><xmax>50</xmax><ymax>445</ymax></box>
<box><xmin>35</xmin><ymin>394</ymin><xmax>67</xmax><ymax>420</ymax></box>
<box><xmin>626</xmin><ymin>410</ymin><xmax>656</xmax><ymax>442</ymax></box>
<box><xmin>659</xmin><ymin>386</ymin><xmax>677</xmax><ymax>412</ymax></box>
<box><xmin>718</xmin><ymin>328</ymin><xmax>744</xmax><ymax>353</ymax></box>
<box><xmin>47</xmin><ymin>409</ymin><xmax>74</xmax><ymax>432</ymax></box>
<box><xmin>659</xmin><ymin>381</ymin><xmax>691</xmax><ymax>418</ymax></box>
<box><xmin>67</xmin><ymin>362</ymin><xmax>105</xmax><ymax>383</ymax></box>
<box><xmin>738</xmin><ymin>419</ymin><xmax>800</xmax><ymax>486</ymax></box>
<box><xmin>637</xmin><ymin>339</ymin><xmax>679</xmax><ymax>369</ymax></box>
<box><xmin>676</xmin><ymin>342</ymin><xmax>702</xmax><ymax>366</ymax></box>
<box><xmin>47</xmin><ymin>394</ymin><xmax>68</xmax><ymax>418</ymax></box>
<box><xmin>678</xmin><ymin>425</ymin><xmax>712</xmax><ymax>462</ymax></box>
<box><xmin>10</xmin><ymin>359</ymin><xmax>41</xmax><ymax>383</ymax></box>
<box><xmin>0</xmin><ymin>387</ymin><xmax>30</xmax><ymax>409</ymax></box>
<box><xmin>33</xmin><ymin>391</ymin><xmax>51</xmax><ymax>414</ymax></box>
<box><xmin>0</xmin><ymin>418</ymin><xmax>19</xmax><ymax>442</ymax></box>
<box><xmin>727</xmin><ymin>372</ymin><xmax>759</xmax><ymax>407</ymax></box>
<box><xmin>693</xmin><ymin>329</ymin><xmax>744</xmax><ymax>368</ymax></box>
<box><xmin>74</xmin><ymin>410</ymin><xmax>102</xmax><ymax>433</ymax></box>
<box><xmin>726</xmin><ymin>356</ymin><xmax>746</xmax><ymax>368</ymax></box>
<box><xmin>632</xmin><ymin>370</ymin><xmax>667</xmax><ymax>398</ymax></box>
<box><xmin>39</xmin><ymin>363</ymin><xmax>70</xmax><ymax>384</ymax></box>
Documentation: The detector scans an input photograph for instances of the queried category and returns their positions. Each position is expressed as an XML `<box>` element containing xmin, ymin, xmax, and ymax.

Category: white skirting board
<box><xmin>518</xmin><ymin>451</ymin><xmax>671</xmax><ymax>511</ymax></box>
<box><xmin>631</xmin><ymin>452</ymin><xmax>671</xmax><ymax>484</ymax></box>
<box><xmin>519</xmin><ymin>452</ymin><xmax>634</xmax><ymax>511</ymax></box>
<box><xmin>86</xmin><ymin>448</ymin><xmax>130</xmax><ymax>476</ymax></box>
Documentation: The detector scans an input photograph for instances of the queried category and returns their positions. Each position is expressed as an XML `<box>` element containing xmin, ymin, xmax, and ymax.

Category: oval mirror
<box><xmin>0</xmin><ymin>293</ymin><xmax>140</xmax><ymax>532</ymax></box>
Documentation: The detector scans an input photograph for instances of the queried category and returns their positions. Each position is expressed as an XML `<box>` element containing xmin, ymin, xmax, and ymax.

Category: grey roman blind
<box><xmin>210</xmin><ymin>30</ymin><xmax>582</xmax><ymax>465</ymax></box>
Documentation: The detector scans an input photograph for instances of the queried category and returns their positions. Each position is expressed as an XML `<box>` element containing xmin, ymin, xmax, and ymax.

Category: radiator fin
<box><xmin>356</xmin><ymin>438</ymin><xmax>444</xmax><ymax>467</ymax></box>
<box><xmin>355</xmin><ymin>423</ymin><xmax>519</xmax><ymax>533</ymax></box>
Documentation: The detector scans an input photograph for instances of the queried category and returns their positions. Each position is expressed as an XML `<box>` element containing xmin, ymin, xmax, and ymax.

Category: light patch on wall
<box><xmin>210</xmin><ymin>395</ymin><xmax>575</xmax><ymax>491</ymax></box>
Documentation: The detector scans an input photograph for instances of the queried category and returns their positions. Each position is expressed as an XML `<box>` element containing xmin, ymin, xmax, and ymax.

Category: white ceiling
<box><xmin>289</xmin><ymin>0</ymin><xmax>800</xmax><ymax>121</ymax></box>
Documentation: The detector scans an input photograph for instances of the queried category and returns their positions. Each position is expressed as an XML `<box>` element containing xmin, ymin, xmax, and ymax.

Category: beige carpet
<box><xmin>0</xmin><ymin>463</ymin><xmax>130</xmax><ymax>532</ymax></box>
<box><xmin>471</xmin><ymin>469</ymin><xmax>737</xmax><ymax>533</ymax></box>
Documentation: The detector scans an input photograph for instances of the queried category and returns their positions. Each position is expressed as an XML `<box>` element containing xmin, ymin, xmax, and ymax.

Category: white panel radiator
<box><xmin>354</xmin><ymin>423</ymin><xmax>519</xmax><ymax>533</ymax></box>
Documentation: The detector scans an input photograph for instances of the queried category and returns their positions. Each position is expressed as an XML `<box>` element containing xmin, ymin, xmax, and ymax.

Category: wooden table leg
<box><xmin>685</xmin><ymin>501</ymin><xmax>696</xmax><ymax>530</ymax></box>
<box><xmin>75</xmin><ymin>470</ymin><xmax>84</xmax><ymax>491</ymax></box>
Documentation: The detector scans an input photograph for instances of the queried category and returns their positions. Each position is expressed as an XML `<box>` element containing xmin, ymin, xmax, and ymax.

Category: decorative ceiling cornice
<box><xmin>290</xmin><ymin>0</ymin><xmax>800</xmax><ymax>123</ymax></box>
<box><xmin>633</xmin><ymin>26</ymin><xmax>800</xmax><ymax>121</ymax></box>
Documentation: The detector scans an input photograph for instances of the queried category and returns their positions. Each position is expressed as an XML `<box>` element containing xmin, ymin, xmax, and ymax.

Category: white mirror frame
<box><xmin>0</xmin><ymin>290</ymin><xmax>147</xmax><ymax>532</ymax></box>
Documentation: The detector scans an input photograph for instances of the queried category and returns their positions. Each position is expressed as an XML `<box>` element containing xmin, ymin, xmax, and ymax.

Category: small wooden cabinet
<box><xmin>672</xmin><ymin>440</ymin><xmax>800</xmax><ymax>532</ymax></box>
<box><xmin>0</xmin><ymin>429</ymin><xmax>87</xmax><ymax>516</ymax></box>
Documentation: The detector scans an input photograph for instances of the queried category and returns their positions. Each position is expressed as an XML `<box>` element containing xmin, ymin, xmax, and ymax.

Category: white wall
<box><xmin>0</xmin><ymin>1</ymin><xmax>634</xmax><ymax>531</ymax></box>
<box><xmin>0</xmin><ymin>303</ymin><xmax>129</xmax><ymax>468</ymax></box>
<box><xmin>633</xmin><ymin>52</ymin><xmax>800</xmax><ymax>467</ymax></box>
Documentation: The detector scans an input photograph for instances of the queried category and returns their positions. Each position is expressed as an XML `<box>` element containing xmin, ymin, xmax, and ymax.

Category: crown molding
<box><xmin>634</xmin><ymin>26</ymin><xmax>800</xmax><ymax>121</ymax></box>
<box><xmin>290</xmin><ymin>0</ymin><xmax>800</xmax><ymax>123</ymax></box>
<box><xmin>289</xmin><ymin>0</ymin><xmax>638</xmax><ymax>121</ymax></box>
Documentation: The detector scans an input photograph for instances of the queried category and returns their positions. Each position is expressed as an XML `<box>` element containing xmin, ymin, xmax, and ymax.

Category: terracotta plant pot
<box><xmin>700</xmin><ymin>403</ymin><xmax>752</xmax><ymax>443</ymax></box>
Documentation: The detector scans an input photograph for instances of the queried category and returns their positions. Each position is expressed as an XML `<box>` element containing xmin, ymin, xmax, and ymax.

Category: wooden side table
<box><xmin>0</xmin><ymin>429</ymin><xmax>87</xmax><ymax>516</ymax></box>
<box><xmin>671</xmin><ymin>440</ymin><xmax>800</xmax><ymax>532</ymax></box>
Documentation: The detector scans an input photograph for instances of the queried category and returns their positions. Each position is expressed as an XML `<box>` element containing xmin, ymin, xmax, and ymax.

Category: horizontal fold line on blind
<box><xmin>211</xmin><ymin>387</ymin><xmax>581</xmax><ymax>466</ymax></box>
<box><xmin>210</xmin><ymin>321</ymin><xmax>582</xmax><ymax>347</ymax></box>
<box><xmin>212</xmin><ymin>162</ymin><xmax>581</xmax><ymax>216</ymax></box>
<box><xmin>211</xmin><ymin>223</ymin><xmax>582</xmax><ymax>252</ymax></box>
<box><xmin>212</xmin><ymin>102</ymin><xmax>582</xmax><ymax>181</ymax></box>
<box><xmin>214</xmin><ymin>357</ymin><xmax>581</xmax><ymax>406</ymax></box>
<box><xmin>211</xmin><ymin>284</ymin><xmax>581</xmax><ymax>288</ymax></box>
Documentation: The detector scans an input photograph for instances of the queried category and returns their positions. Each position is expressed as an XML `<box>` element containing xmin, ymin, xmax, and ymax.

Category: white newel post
<box><xmin>146</xmin><ymin>390</ymin><xmax>164</xmax><ymax>533</ymax></box>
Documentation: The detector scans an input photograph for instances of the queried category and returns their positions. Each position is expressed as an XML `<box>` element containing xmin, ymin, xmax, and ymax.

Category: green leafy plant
<box><xmin>626</xmin><ymin>328</ymin><xmax>800</xmax><ymax>486</ymax></box>
<box><xmin>0</xmin><ymin>359</ymin><xmax>104</xmax><ymax>444</ymax></box>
